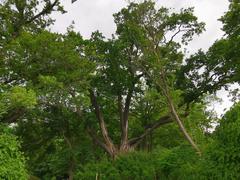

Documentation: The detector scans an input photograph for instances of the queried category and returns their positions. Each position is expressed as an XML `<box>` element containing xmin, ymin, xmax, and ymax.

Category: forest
<box><xmin>0</xmin><ymin>0</ymin><xmax>240</xmax><ymax>179</ymax></box>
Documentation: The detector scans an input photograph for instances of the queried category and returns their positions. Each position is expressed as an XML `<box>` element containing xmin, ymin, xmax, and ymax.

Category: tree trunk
<box><xmin>159</xmin><ymin>76</ymin><xmax>201</xmax><ymax>154</ymax></box>
<box><xmin>68</xmin><ymin>166</ymin><xmax>74</xmax><ymax>180</ymax></box>
<box><xmin>89</xmin><ymin>89</ymin><xmax>116</xmax><ymax>157</ymax></box>
<box><xmin>167</xmin><ymin>94</ymin><xmax>201</xmax><ymax>154</ymax></box>
<box><xmin>62</xmin><ymin>133</ymin><xmax>76</xmax><ymax>180</ymax></box>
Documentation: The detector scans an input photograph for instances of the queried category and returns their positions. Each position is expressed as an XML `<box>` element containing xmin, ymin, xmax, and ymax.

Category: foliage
<box><xmin>0</xmin><ymin>0</ymin><xmax>240</xmax><ymax>179</ymax></box>
<box><xmin>177</xmin><ymin>0</ymin><xmax>240</xmax><ymax>103</ymax></box>
<box><xmin>0</xmin><ymin>86</ymin><xmax>37</xmax><ymax>123</ymax></box>
<box><xmin>203</xmin><ymin>103</ymin><xmax>240</xmax><ymax>179</ymax></box>
<box><xmin>0</xmin><ymin>124</ymin><xmax>28</xmax><ymax>179</ymax></box>
<box><xmin>0</xmin><ymin>0</ymin><xmax>65</xmax><ymax>42</ymax></box>
<box><xmin>76</xmin><ymin>145</ymin><xmax>201</xmax><ymax>180</ymax></box>
<box><xmin>4</xmin><ymin>86</ymin><xmax>37</xmax><ymax>109</ymax></box>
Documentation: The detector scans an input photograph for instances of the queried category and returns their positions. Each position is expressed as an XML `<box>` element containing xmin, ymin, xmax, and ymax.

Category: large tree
<box><xmin>86</xmin><ymin>1</ymin><xmax>205</xmax><ymax>158</ymax></box>
<box><xmin>4</xmin><ymin>30</ymin><xmax>95</xmax><ymax>179</ymax></box>
<box><xmin>0</xmin><ymin>0</ymin><xmax>66</xmax><ymax>124</ymax></box>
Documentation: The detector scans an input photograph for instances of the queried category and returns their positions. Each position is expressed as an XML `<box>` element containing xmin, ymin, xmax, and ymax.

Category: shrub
<box><xmin>0</xmin><ymin>125</ymin><xmax>28</xmax><ymax>179</ymax></box>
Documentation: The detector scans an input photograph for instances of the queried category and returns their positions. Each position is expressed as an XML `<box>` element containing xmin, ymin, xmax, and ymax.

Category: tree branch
<box><xmin>128</xmin><ymin>115</ymin><xmax>172</xmax><ymax>146</ymax></box>
<box><xmin>25</xmin><ymin>0</ymin><xmax>59</xmax><ymax>25</ymax></box>
<box><xmin>62</xmin><ymin>131</ymin><xmax>73</xmax><ymax>150</ymax></box>
<box><xmin>86</xmin><ymin>127</ymin><xmax>113</xmax><ymax>155</ymax></box>
<box><xmin>166</xmin><ymin>24</ymin><xmax>183</xmax><ymax>46</ymax></box>
<box><xmin>117</xmin><ymin>94</ymin><xmax>124</xmax><ymax>138</ymax></box>
<box><xmin>118</xmin><ymin>94</ymin><xmax>123</xmax><ymax>122</ymax></box>
<box><xmin>1</xmin><ymin>108</ymin><xmax>25</xmax><ymax>124</ymax></box>
<box><xmin>159</xmin><ymin>74</ymin><xmax>201</xmax><ymax>154</ymax></box>
<box><xmin>89</xmin><ymin>89</ymin><xmax>115</xmax><ymax>151</ymax></box>
<box><xmin>120</xmin><ymin>88</ymin><xmax>133</xmax><ymax>147</ymax></box>
<box><xmin>120</xmin><ymin>74</ymin><xmax>144</xmax><ymax>148</ymax></box>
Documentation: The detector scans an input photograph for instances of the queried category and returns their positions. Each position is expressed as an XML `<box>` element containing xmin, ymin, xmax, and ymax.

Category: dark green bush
<box><xmin>202</xmin><ymin>103</ymin><xmax>240</xmax><ymax>179</ymax></box>
<box><xmin>75</xmin><ymin>145</ymin><xmax>202</xmax><ymax>180</ymax></box>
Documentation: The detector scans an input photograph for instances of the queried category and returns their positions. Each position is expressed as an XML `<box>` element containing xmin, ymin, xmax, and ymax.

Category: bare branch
<box><xmin>159</xmin><ymin>74</ymin><xmax>201</xmax><ymax>154</ymax></box>
<box><xmin>86</xmin><ymin>128</ymin><xmax>112</xmax><ymax>155</ymax></box>
<box><xmin>167</xmin><ymin>24</ymin><xmax>183</xmax><ymax>45</ymax></box>
<box><xmin>128</xmin><ymin>115</ymin><xmax>172</xmax><ymax>146</ymax></box>
<box><xmin>120</xmin><ymin>73</ymin><xmax>144</xmax><ymax>147</ymax></box>
<box><xmin>25</xmin><ymin>0</ymin><xmax>59</xmax><ymax>24</ymax></box>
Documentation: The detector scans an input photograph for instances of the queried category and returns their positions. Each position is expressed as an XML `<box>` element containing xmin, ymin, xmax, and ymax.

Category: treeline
<box><xmin>0</xmin><ymin>0</ymin><xmax>240</xmax><ymax>179</ymax></box>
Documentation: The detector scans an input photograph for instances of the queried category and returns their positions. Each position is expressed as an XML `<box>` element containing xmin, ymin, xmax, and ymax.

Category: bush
<box><xmin>202</xmin><ymin>103</ymin><xmax>240</xmax><ymax>179</ymax></box>
<box><xmin>75</xmin><ymin>146</ymin><xmax>201</xmax><ymax>180</ymax></box>
<box><xmin>0</xmin><ymin>125</ymin><xmax>28</xmax><ymax>179</ymax></box>
<box><xmin>76</xmin><ymin>151</ymin><xmax>158</xmax><ymax>180</ymax></box>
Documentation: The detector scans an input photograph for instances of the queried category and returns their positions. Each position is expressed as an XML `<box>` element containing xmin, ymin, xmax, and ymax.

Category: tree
<box><xmin>177</xmin><ymin>0</ymin><xmax>240</xmax><ymax>104</ymax></box>
<box><xmin>0</xmin><ymin>0</ymin><xmax>66</xmax><ymax>125</ymax></box>
<box><xmin>85</xmin><ymin>1</ymin><xmax>205</xmax><ymax>158</ymax></box>
<box><xmin>7</xmin><ymin>30</ymin><xmax>95</xmax><ymax>179</ymax></box>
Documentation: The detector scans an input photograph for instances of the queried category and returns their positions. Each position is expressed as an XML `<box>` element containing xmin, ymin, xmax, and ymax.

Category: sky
<box><xmin>51</xmin><ymin>0</ymin><xmax>233</xmax><ymax>116</ymax></box>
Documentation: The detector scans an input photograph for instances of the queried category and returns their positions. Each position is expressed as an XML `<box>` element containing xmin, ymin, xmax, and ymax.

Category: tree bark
<box><xmin>120</xmin><ymin>88</ymin><xmax>133</xmax><ymax>151</ymax></box>
<box><xmin>87</xmin><ymin>127</ymin><xmax>116</xmax><ymax>157</ymax></box>
<box><xmin>68</xmin><ymin>161</ymin><xmax>74</xmax><ymax>180</ymax></box>
<box><xmin>167</xmin><ymin>94</ymin><xmax>201</xmax><ymax>154</ymax></box>
<box><xmin>89</xmin><ymin>89</ymin><xmax>116</xmax><ymax>157</ymax></box>
<box><xmin>62</xmin><ymin>133</ymin><xmax>76</xmax><ymax>180</ymax></box>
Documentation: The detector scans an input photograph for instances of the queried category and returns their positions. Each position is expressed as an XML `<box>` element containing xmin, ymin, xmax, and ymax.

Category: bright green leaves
<box><xmin>114</xmin><ymin>1</ymin><xmax>205</xmax><ymax>48</ymax></box>
<box><xmin>0</xmin><ymin>125</ymin><xmax>28</xmax><ymax>180</ymax></box>
<box><xmin>5</xmin><ymin>30</ymin><xmax>95</xmax><ymax>99</ymax></box>
<box><xmin>201</xmin><ymin>103</ymin><xmax>240</xmax><ymax>179</ymax></box>
<box><xmin>6</xmin><ymin>86</ymin><xmax>37</xmax><ymax>109</ymax></box>
<box><xmin>76</xmin><ymin>151</ymin><xmax>158</xmax><ymax>180</ymax></box>
<box><xmin>215</xmin><ymin>102</ymin><xmax>240</xmax><ymax>145</ymax></box>
<box><xmin>0</xmin><ymin>101</ymin><xmax>8</xmax><ymax>119</ymax></box>
<box><xmin>0</xmin><ymin>86</ymin><xmax>36</xmax><ymax>120</ymax></box>
<box><xmin>1</xmin><ymin>0</ymin><xmax>238</xmax><ymax>179</ymax></box>
<box><xmin>39</xmin><ymin>75</ymin><xmax>63</xmax><ymax>92</ymax></box>
<box><xmin>38</xmin><ymin>75</ymin><xmax>64</xmax><ymax>89</ymax></box>
<box><xmin>76</xmin><ymin>146</ymin><xmax>199</xmax><ymax>180</ymax></box>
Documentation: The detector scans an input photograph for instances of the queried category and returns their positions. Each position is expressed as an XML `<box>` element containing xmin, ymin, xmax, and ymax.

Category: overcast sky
<box><xmin>51</xmin><ymin>0</ymin><xmax>229</xmax><ymax>51</ymax></box>
<box><xmin>51</xmin><ymin>0</ymin><xmax>232</xmax><ymax>116</ymax></box>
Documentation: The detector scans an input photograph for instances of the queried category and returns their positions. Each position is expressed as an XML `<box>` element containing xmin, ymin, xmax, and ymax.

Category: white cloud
<box><xmin>51</xmin><ymin>0</ymin><xmax>127</xmax><ymax>38</ymax></box>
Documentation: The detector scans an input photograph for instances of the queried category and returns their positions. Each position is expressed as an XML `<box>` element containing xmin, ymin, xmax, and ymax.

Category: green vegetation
<box><xmin>1</xmin><ymin>0</ymin><xmax>240</xmax><ymax>179</ymax></box>
<box><xmin>0</xmin><ymin>124</ymin><xmax>28</xmax><ymax>179</ymax></box>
